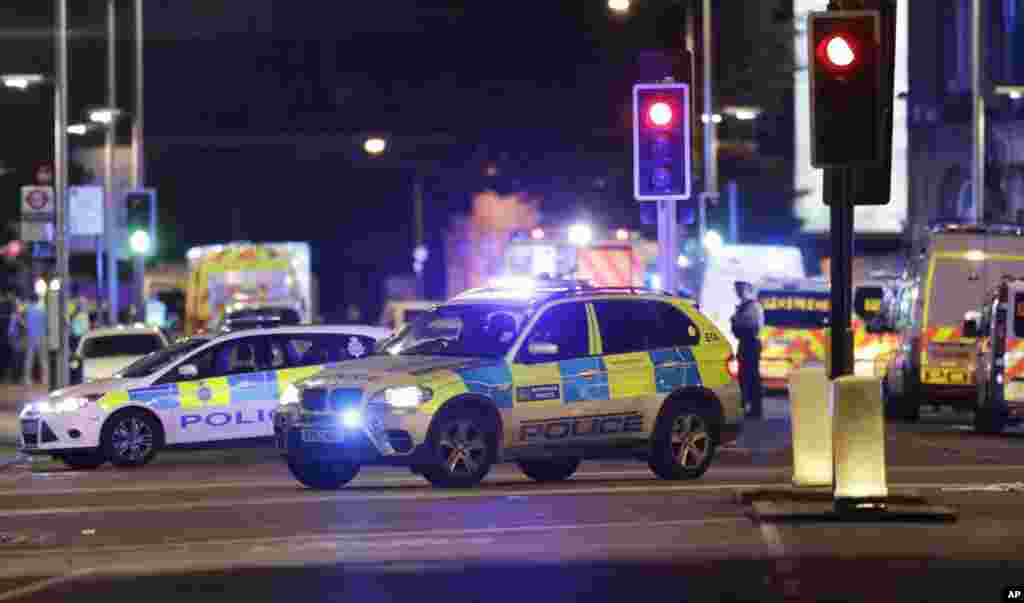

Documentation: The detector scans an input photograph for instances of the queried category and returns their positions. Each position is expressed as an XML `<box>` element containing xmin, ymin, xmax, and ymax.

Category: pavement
<box><xmin>1</xmin><ymin>391</ymin><xmax>1024</xmax><ymax>601</ymax></box>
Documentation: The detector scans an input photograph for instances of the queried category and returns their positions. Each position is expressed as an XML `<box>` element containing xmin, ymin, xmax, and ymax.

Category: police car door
<box><xmin>590</xmin><ymin>300</ymin><xmax>661</xmax><ymax>433</ymax></box>
<box><xmin>164</xmin><ymin>336</ymin><xmax>276</xmax><ymax>444</ymax></box>
<box><xmin>509</xmin><ymin>301</ymin><xmax>602</xmax><ymax>447</ymax></box>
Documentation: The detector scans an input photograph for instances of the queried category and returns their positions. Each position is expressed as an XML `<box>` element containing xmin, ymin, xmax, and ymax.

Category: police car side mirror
<box><xmin>528</xmin><ymin>342</ymin><xmax>559</xmax><ymax>356</ymax></box>
<box><xmin>178</xmin><ymin>364</ymin><xmax>199</xmax><ymax>379</ymax></box>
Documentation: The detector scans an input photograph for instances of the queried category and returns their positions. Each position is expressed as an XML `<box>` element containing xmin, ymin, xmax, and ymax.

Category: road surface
<box><xmin>1</xmin><ymin>395</ymin><xmax>1023</xmax><ymax>601</ymax></box>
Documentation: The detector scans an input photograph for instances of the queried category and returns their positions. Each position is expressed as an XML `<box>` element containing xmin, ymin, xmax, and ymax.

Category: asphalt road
<box><xmin>1</xmin><ymin>396</ymin><xmax>1023</xmax><ymax>602</ymax></box>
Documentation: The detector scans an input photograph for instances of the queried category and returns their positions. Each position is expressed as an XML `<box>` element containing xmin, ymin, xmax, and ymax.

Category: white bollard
<box><xmin>788</xmin><ymin>366</ymin><xmax>833</xmax><ymax>487</ymax></box>
<box><xmin>832</xmin><ymin>375</ymin><xmax>888</xmax><ymax>506</ymax></box>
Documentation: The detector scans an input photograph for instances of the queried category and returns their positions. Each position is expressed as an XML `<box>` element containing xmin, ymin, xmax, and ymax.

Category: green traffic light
<box><xmin>130</xmin><ymin>229</ymin><xmax>151</xmax><ymax>255</ymax></box>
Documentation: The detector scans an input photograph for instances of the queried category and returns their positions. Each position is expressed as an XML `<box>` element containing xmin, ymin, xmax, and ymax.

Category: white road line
<box><xmin>3</xmin><ymin>463</ymin><xmax>1022</xmax><ymax>498</ymax></box>
<box><xmin>0</xmin><ymin>479</ymin><xmax>1003</xmax><ymax>518</ymax></box>
<box><xmin>0</xmin><ymin>568</ymin><xmax>96</xmax><ymax>602</ymax></box>
<box><xmin>0</xmin><ymin>517</ymin><xmax>753</xmax><ymax>562</ymax></box>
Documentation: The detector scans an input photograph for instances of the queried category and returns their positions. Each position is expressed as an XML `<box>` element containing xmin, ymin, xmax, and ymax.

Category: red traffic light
<box><xmin>647</xmin><ymin>101</ymin><xmax>673</xmax><ymax>127</ymax></box>
<box><xmin>817</xmin><ymin>33</ymin><xmax>859</xmax><ymax>72</ymax></box>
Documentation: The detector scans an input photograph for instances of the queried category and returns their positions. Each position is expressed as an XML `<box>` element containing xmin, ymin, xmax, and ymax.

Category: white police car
<box><xmin>19</xmin><ymin>325</ymin><xmax>391</xmax><ymax>470</ymax></box>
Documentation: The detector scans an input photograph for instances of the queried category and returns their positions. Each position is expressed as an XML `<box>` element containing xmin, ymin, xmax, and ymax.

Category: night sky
<box><xmin>0</xmin><ymin>1</ymin><xmax>798</xmax><ymax>319</ymax></box>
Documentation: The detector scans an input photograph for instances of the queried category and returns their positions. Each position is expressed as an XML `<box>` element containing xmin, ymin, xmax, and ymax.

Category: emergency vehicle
<box><xmin>185</xmin><ymin>242</ymin><xmax>314</xmax><ymax>336</ymax></box>
<box><xmin>501</xmin><ymin>228</ymin><xmax>658</xmax><ymax>289</ymax></box>
<box><xmin>880</xmin><ymin>223</ymin><xmax>1024</xmax><ymax>421</ymax></box>
<box><xmin>18</xmin><ymin>325</ymin><xmax>390</xmax><ymax>470</ymax></box>
<box><xmin>755</xmin><ymin>276</ymin><xmax>830</xmax><ymax>388</ymax></box>
<box><xmin>853</xmin><ymin>273</ymin><xmax>907</xmax><ymax>378</ymax></box>
<box><xmin>968</xmin><ymin>278</ymin><xmax>1024</xmax><ymax>434</ymax></box>
<box><xmin>276</xmin><ymin>281</ymin><xmax>743</xmax><ymax>490</ymax></box>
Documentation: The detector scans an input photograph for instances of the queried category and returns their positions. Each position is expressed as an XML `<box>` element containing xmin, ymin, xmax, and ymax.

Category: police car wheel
<box><xmin>59</xmin><ymin>451</ymin><xmax>106</xmax><ymax>470</ymax></box>
<box><xmin>286</xmin><ymin>457</ymin><xmax>360</xmax><ymax>490</ymax></box>
<box><xmin>422</xmin><ymin>410</ymin><xmax>496</xmax><ymax>489</ymax></box>
<box><xmin>648</xmin><ymin>406</ymin><xmax>715</xmax><ymax>480</ymax></box>
<box><xmin>101</xmin><ymin>410</ymin><xmax>161</xmax><ymax>468</ymax></box>
<box><xmin>517</xmin><ymin>457</ymin><xmax>581</xmax><ymax>483</ymax></box>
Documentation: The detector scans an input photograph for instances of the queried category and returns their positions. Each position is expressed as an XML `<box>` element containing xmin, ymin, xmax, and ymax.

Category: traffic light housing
<box><xmin>808</xmin><ymin>11</ymin><xmax>883</xmax><ymax>168</ymax></box>
<box><xmin>633</xmin><ymin>83</ymin><xmax>691</xmax><ymax>201</ymax></box>
<box><xmin>123</xmin><ymin>189</ymin><xmax>156</xmax><ymax>256</ymax></box>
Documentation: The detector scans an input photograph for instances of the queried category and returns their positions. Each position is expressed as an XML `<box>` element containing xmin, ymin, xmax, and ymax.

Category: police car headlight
<box><xmin>280</xmin><ymin>384</ymin><xmax>300</xmax><ymax>406</ymax></box>
<box><xmin>373</xmin><ymin>386</ymin><xmax>433</xmax><ymax>408</ymax></box>
<box><xmin>33</xmin><ymin>396</ymin><xmax>98</xmax><ymax>414</ymax></box>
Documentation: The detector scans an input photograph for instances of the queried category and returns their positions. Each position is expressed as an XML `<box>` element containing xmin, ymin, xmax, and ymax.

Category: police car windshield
<box><xmin>386</xmin><ymin>304</ymin><xmax>528</xmax><ymax>358</ymax></box>
<box><xmin>116</xmin><ymin>338</ymin><xmax>211</xmax><ymax>379</ymax></box>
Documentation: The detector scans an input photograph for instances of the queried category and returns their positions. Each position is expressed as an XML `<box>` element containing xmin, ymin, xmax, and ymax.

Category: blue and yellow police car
<box><xmin>277</xmin><ymin>282</ymin><xmax>743</xmax><ymax>489</ymax></box>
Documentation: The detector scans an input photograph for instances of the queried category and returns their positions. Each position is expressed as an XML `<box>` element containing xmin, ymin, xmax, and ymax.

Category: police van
<box><xmin>18</xmin><ymin>324</ymin><xmax>391</xmax><ymax>469</ymax></box>
<box><xmin>276</xmin><ymin>283</ymin><xmax>743</xmax><ymax>490</ymax></box>
<box><xmin>967</xmin><ymin>278</ymin><xmax>1024</xmax><ymax>435</ymax></box>
<box><xmin>756</xmin><ymin>276</ymin><xmax>831</xmax><ymax>389</ymax></box>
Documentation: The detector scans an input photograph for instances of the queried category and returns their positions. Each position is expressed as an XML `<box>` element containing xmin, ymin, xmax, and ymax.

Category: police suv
<box><xmin>19</xmin><ymin>325</ymin><xmax>391</xmax><ymax>470</ymax></box>
<box><xmin>277</xmin><ymin>283</ymin><xmax>743</xmax><ymax>489</ymax></box>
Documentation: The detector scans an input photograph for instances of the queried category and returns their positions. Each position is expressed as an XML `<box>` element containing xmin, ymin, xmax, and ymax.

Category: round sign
<box><xmin>26</xmin><ymin>190</ymin><xmax>50</xmax><ymax>211</ymax></box>
<box><xmin>35</xmin><ymin>165</ymin><xmax>52</xmax><ymax>185</ymax></box>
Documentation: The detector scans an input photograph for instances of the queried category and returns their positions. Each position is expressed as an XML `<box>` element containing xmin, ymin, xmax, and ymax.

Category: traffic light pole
<box><xmin>828</xmin><ymin>167</ymin><xmax>855</xmax><ymax>379</ymax></box>
<box><xmin>131</xmin><ymin>0</ymin><xmax>145</xmax><ymax>319</ymax></box>
<box><xmin>657</xmin><ymin>198</ymin><xmax>679</xmax><ymax>294</ymax></box>
<box><xmin>104</xmin><ymin>0</ymin><xmax>119</xmax><ymax>325</ymax></box>
<box><xmin>54</xmin><ymin>0</ymin><xmax>69</xmax><ymax>388</ymax></box>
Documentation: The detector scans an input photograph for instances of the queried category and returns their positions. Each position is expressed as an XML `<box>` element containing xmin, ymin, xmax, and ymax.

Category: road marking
<box><xmin>3</xmin><ymin>463</ymin><xmax>1023</xmax><ymax>498</ymax></box>
<box><xmin>0</xmin><ymin>479</ymin><xmax>1004</xmax><ymax>518</ymax></box>
<box><xmin>0</xmin><ymin>517</ymin><xmax>754</xmax><ymax>562</ymax></box>
<box><xmin>0</xmin><ymin>568</ymin><xmax>96</xmax><ymax>601</ymax></box>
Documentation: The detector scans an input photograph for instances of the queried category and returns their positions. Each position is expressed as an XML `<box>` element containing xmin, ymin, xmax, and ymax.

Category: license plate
<box><xmin>301</xmin><ymin>429</ymin><xmax>343</xmax><ymax>444</ymax></box>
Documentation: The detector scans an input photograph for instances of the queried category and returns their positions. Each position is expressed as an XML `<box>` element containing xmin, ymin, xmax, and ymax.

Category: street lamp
<box><xmin>568</xmin><ymin>223</ymin><xmax>593</xmax><ymax>246</ymax></box>
<box><xmin>1</xmin><ymin>74</ymin><xmax>46</xmax><ymax>90</ymax></box>
<box><xmin>703</xmin><ymin>230</ymin><xmax>723</xmax><ymax>254</ymax></box>
<box><xmin>364</xmin><ymin>137</ymin><xmax>387</xmax><ymax>155</ymax></box>
<box><xmin>88</xmin><ymin>107</ymin><xmax>124</xmax><ymax>125</ymax></box>
<box><xmin>608</xmin><ymin>0</ymin><xmax>630</xmax><ymax>13</ymax></box>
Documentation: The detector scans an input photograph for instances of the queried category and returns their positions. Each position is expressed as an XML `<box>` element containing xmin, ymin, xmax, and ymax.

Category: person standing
<box><xmin>69</xmin><ymin>294</ymin><xmax>91</xmax><ymax>356</ymax></box>
<box><xmin>23</xmin><ymin>293</ymin><xmax>48</xmax><ymax>388</ymax></box>
<box><xmin>731</xmin><ymin>281</ymin><xmax>765</xmax><ymax>419</ymax></box>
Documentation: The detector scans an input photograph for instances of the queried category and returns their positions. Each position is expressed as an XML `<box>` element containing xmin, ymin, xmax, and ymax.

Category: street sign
<box><xmin>69</xmin><ymin>185</ymin><xmax>104</xmax><ymax>236</ymax></box>
<box><xmin>21</xmin><ymin>222</ymin><xmax>53</xmax><ymax>243</ymax></box>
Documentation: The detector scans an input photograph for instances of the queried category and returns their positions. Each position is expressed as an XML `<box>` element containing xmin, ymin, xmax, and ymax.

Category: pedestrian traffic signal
<box><xmin>808</xmin><ymin>11</ymin><xmax>883</xmax><ymax>168</ymax></box>
<box><xmin>633</xmin><ymin>83</ymin><xmax>691</xmax><ymax>201</ymax></box>
<box><xmin>123</xmin><ymin>189</ymin><xmax>156</xmax><ymax>256</ymax></box>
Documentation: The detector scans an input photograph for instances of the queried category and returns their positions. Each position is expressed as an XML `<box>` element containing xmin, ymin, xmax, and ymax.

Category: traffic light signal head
<box><xmin>633</xmin><ymin>83</ymin><xmax>691</xmax><ymax>201</ymax></box>
<box><xmin>808</xmin><ymin>11</ymin><xmax>883</xmax><ymax>168</ymax></box>
<box><xmin>123</xmin><ymin>189</ymin><xmax>156</xmax><ymax>256</ymax></box>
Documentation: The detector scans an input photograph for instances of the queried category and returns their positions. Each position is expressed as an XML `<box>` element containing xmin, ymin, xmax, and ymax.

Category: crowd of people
<box><xmin>0</xmin><ymin>290</ymin><xmax>138</xmax><ymax>388</ymax></box>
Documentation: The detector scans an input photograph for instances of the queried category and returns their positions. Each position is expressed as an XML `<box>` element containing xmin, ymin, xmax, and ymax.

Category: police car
<box><xmin>277</xmin><ymin>283</ymin><xmax>743</xmax><ymax>489</ymax></box>
<box><xmin>19</xmin><ymin>324</ymin><xmax>391</xmax><ymax>470</ymax></box>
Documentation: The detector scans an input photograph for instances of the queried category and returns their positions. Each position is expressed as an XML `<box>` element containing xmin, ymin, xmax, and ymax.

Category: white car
<box><xmin>72</xmin><ymin>326</ymin><xmax>169</xmax><ymax>383</ymax></box>
<box><xmin>20</xmin><ymin>324</ymin><xmax>392</xmax><ymax>470</ymax></box>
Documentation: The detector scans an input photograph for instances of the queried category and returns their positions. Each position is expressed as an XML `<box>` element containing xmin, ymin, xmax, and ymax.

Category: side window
<box><xmin>518</xmin><ymin>303</ymin><xmax>589</xmax><ymax>363</ymax></box>
<box><xmin>650</xmin><ymin>302</ymin><xmax>701</xmax><ymax>348</ymax></box>
<box><xmin>592</xmin><ymin>300</ymin><xmax>660</xmax><ymax>355</ymax></box>
<box><xmin>165</xmin><ymin>337</ymin><xmax>268</xmax><ymax>382</ymax></box>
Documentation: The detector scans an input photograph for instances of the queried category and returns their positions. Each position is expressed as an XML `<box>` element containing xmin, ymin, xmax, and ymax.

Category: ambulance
<box><xmin>852</xmin><ymin>273</ymin><xmax>907</xmax><ymax>378</ymax></box>
<box><xmin>969</xmin><ymin>277</ymin><xmax>1024</xmax><ymax>435</ymax></box>
<box><xmin>755</xmin><ymin>276</ymin><xmax>830</xmax><ymax>389</ymax></box>
<box><xmin>880</xmin><ymin>223</ymin><xmax>1024</xmax><ymax>421</ymax></box>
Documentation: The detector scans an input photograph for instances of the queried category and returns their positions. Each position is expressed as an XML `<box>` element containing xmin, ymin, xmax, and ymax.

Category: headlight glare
<box><xmin>280</xmin><ymin>384</ymin><xmax>300</xmax><ymax>406</ymax></box>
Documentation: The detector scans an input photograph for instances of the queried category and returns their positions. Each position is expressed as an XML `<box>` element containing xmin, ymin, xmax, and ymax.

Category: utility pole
<box><xmin>53</xmin><ymin>0</ymin><xmax>69</xmax><ymax>388</ymax></box>
<box><xmin>131</xmin><ymin>0</ymin><xmax>145</xmax><ymax>314</ymax></box>
<box><xmin>104</xmin><ymin>0</ymin><xmax>119</xmax><ymax>324</ymax></box>
<box><xmin>971</xmin><ymin>0</ymin><xmax>985</xmax><ymax>224</ymax></box>
<box><xmin>700</xmin><ymin>0</ymin><xmax>717</xmax><ymax>254</ymax></box>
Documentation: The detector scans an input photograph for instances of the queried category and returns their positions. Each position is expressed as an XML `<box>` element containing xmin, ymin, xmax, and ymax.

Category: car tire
<box><xmin>648</xmin><ymin>404</ymin><xmax>716</xmax><ymax>481</ymax></box>
<box><xmin>286</xmin><ymin>456</ymin><xmax>360</xmax><ymax>490</ymax></box>
<box><xmin>421</xmin><ymin>408</ymin><xmax>497</xmax><ymax>489</ymax></box>
<box><xmin>518</xmin><ymin>457</ymin><xmax>581</xmax><ymax>483</ymax></box>
<box><xmin>101</xmin><ymin>409</ymin><xmax>162</xmax><ymax>468</ymax></box>
<box><xmin>59</xmin><ymin>450</ymin><xmax>106</xmax><ymax>471</ymax></box>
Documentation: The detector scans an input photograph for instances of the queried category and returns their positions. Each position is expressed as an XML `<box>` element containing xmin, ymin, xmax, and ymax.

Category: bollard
<box><xmin>788</xmin><ymin>366</ymin><xmax>833</xmax><ymax>487</ymax></box>
<box><xmin>832</xmin><ymin>375</ymin><xmax>888</xmax><ymax>509</ymax></box>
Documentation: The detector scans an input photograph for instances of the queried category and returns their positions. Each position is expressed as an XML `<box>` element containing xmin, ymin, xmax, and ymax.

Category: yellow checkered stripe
<box><xmin>759</xmin><ymin>327</ymin><xmax>828</xmax><ymax>374</ymax></box>
<box><xmin>921</xmin><ymin>325</ymin><xmax>973</xmax><ymax>385</ymax></box>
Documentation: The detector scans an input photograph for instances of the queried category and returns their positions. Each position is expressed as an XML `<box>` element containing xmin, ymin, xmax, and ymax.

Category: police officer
<box><xmin>731</xmin><ymin>280</ymin><xmax>764</xmax><ymax>418</ymax></box>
